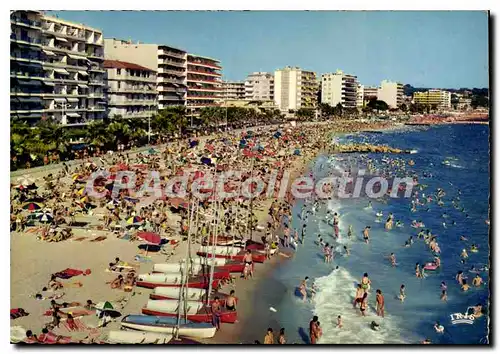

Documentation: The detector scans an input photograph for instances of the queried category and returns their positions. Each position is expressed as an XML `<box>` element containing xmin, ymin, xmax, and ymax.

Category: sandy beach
<box><xmin>10</xmin><ymin>120</ymin><xmax>401</xmax><ymax>344</ymax></box>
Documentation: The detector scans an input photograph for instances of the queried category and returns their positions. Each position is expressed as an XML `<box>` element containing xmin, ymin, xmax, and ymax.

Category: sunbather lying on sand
<box><xmin>123</xmin><ymin>271</ymin><xmax>137</xmax><ymax>292</ymax></box>
<box><xmin>109</xmin><ymin>275</ymin><xmax>124</xmax><ymax>289</ymax></box>
<box><xmin>48</xmin><ymin>275</ymin><xmax>64</xmax><ymax>291</ymax></box>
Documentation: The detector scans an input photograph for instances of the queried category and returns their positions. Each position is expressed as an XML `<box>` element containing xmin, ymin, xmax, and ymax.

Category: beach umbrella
<box><xmin>95</xmin><ymin>301</ymin><xmax>121</xmax><ymax>318</ymax></box>
<box><xmin>189</xmin><ymin>140</ymin><xmax>199</xmax><ymax>148</ymax></box>
<box><xmin>39</xmin><ymin>212</ymin><xmax>53</xmax><ymax>223</ymax></box>
<box><xmin>77</xmin><ymin>187</ymin><xmax>87</xmax><ymax>196</ymax></box>
<box><xmin>200</xmin><ymin>157</ymin><xmax>213</xmax><ymax>166</ymax></box>
<box><xmin>22</xmin><ymin>202</ymin><xmax>42</xmax><ymax>212</ymax></box>
<box><xmin>136</xmin><ymin>231</ymin><xmax>161</xmax><ymax>245</ymax></box>
<box><xmin>148</xmin><ymin>148</ymin><xmax>158</xmax><ymax>155</ymax></box>
<box><xmin>126</xmin><ymin>216</ymin><xmax>143</xmax><ymax>225</ymax></box>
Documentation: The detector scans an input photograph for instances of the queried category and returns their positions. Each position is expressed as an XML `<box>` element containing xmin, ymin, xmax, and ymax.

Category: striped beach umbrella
<box><xmin>39</xmin><ymin>212</ymin><xmax>53</xmax><ymax>223</ymax></box>
<box><xmin>22</xmin><ymin>202</ymin><xmax>43</xmax><ymax>211</ymax></box>
<box><xmin>126</xmin><ymin>216</ymin><xmax>143</xmax><ymax>225</ymax></box>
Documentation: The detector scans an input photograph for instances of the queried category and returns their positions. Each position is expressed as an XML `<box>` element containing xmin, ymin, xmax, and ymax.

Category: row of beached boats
<box><xmin>112</xmin><ymin>236</ymin><xmax>271</xmax><ymax>341</ymax></box>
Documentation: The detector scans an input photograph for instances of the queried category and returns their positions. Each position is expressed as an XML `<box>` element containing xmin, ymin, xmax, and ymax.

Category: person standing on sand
<box><xmin>353</xmin><ymin>284</ymin><xmax>364</xmax><ymax>308</ymax></box>
<box><xmin>226</xmin><ymin>290</ymin><xmax>237</xmax><ymax>311</ymax></box>
<box><xmin>211</xmin><ymin>297</ymin><xmax>222</xmax><ymax>330</ymax></box>
<box><xmin>264</xmin><ymin>328</ymin><xmax>274</xmax><ymax>344</ymax></box>
<box><xmin>360</xmin><ymin>292</ymin><xmax>368</xmax><ymax>317</ymax></box>
<box><xmin>376</xmin><ymin>289</ymin><xmax>385</xmax><ymax>317</ymax></box>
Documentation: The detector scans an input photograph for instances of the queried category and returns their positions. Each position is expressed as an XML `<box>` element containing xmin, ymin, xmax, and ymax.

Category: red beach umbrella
<box><xmin>136</xmin><ymin>231</ymin><xmax>161</xmax><ymax>245</ymax></box>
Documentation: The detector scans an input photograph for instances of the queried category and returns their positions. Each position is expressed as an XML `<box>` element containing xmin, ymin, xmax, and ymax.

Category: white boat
<box><xmin>199</xmin><ymin>245</ymin><xmax>240</xmax><ymax>256</ymax></box>
<box><xmin>153</xmin><ymin>263</ymin><xmax>203</xmax><ymax>274</ymax></box>
<box><xmin>106</xmin><ymin>330</ymin><xmax>173</xmax><ymax>344</ymax></box>
<box><xmin>152</xmin><ymin>287</ymin><xmax>207</xmax><ymax>301</ymax></box>
<box><xmin>181</xmin><ymin>257</ymin><xmax>226</xmax><ymax>266</ymax></box>
<box><xmin>137</xmin><ymin>273</ymin><xmax>183</xmax><ymax>286</ymax></box>
<box><xmin>121</xmin><ymin>315</ymin><xmax>216</xmax><ymax>339</ymax></box>
<box><xmin>144</xmin><ymin>299</ymin><xmax>205</xmax><ymax>315</ymax></box>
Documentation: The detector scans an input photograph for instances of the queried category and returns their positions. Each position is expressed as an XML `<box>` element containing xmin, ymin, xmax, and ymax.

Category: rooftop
<box><xmin>103</xmin><ymin>59</ymin><xmax>155</xmax><ymax>72</ymax></box>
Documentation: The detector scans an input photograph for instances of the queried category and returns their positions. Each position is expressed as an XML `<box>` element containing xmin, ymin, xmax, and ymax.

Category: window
<box><xmin>117</xmin><ymin>68</ymin><xmax>121</xmax><ymax>75</ymax></box>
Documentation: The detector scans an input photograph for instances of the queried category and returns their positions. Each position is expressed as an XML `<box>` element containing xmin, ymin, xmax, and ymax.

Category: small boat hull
<box><xmin>106</xmin><ymin>330</ymin><xmax>173</xmax><ymax>344</ymax></box>
<box><xmin>152</xmin><ymin>287</ymin><xmax>206</xmax><ymax>301</ymax></box>
<box><xmin>197</xmin><ymin>251</ymin><xmax>265</xmax><ymax>263</ymax></box>
<box><xmin>121</xmin><ymin>315</ymin><xmax>216</xmax><ymax>339</ymax></box>
<box><xmin>141</xmin><ymin>308</ymin><xmax>238</xmax><ymax>324</ymax></box>
<box><xmin>137</xmin><ymin>273</ymin><xmax>220</xmax><ymax>289</ymax></box>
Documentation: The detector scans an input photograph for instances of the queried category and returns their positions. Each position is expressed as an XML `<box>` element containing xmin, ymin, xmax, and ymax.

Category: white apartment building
<box><xmin>104</xmin><ymin>39</ymin><xmax>188</xmax><ymax>109</ymax></box>
<box><xmin>321</xmin><ymin>70</ymin><xmax>358</xmax><ymax>109</ymax></box>
<box><xmin>245</xmin><ymin>72</ymin><xmax>274</xmax><ymax>101</ymax></box>
<box><xmin>10</xmin><ymin>10</ymin><xmax>106</xmax><ymax>125</ymax></box>
<box><xmin>274</xmin><ymin>67</ymin><xmax>317</xmax><ymax>112</ymax></box>
<box><xmin>222</xmin><ymin>81</ymin><xmax>245</xmax><ymax>100</ymax></box>
<box><xmin>377</xmin><ymin>80</ymin><xmax>404</xmax><ymax>109</ymax></box>
<box><xmin>356</xmin><ymin>84</ymin><xmax>364</xmax><ymax>108</ymax></box>
<box><xmin>104</xmin><ymin>59</ymin><xmax>157</xmax><ymax>120</ymax></box>
<box><xmin>363</xmin><ymin>86</ymin><xmax>379</xmax><ymax>103</ymax></box>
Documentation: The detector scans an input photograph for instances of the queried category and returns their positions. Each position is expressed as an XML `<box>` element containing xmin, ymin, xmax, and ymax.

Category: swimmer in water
<box><xmin>460</xmin><ymin>235</ymin><xmax>468</xmax><ymax>241</ymax></box>
<box><xmin>461</xmin><ymin>249</ymin><xmax>469</xmax><ymax>260</ymax></box>
<box><xmin>434</xmin><ymin>321</ymin><xmax>445</xmax><ymax>334</ymax></box>
<box><xmin>456</xmin><ymin>271</ymin><xmax>464</xmax><ymax>284</ymax></box>
<box><xmin>361</xmin><ymin>273</ymin><xmax>371</xmax><ymax>292</ymax></box>
<box><xmin>415</xmin><ymin>263</ymin><xmax>422</xmax><ymax>278</ymax></box>
<box><xmin>337</xmin><ymin>315</ymin><xmax>343</xmax><ymax>329</ymax></box>
<box><xmin>472</xmin><ymin>274</ymin><xmax>483</xmax><ymax>287</ymax></box>
<box><xmin>343</xmin><ymin>245</ymin><xmax>350</xmax><ymax>256</ymax></box>
<box><xmin>440</xmin><ymin>281</ymin><xmax>447</xmax><ymax>291</ymax></box>
<box><xmin>398</xmin><ymin>284</ymin><xmax>406</xmax><ymax>302</ymax></box>
<box><xmin>389</xmin><ymin>253</ymin><xmax>397</xmax><ymax>267</ymax></box>
<box><xmin>440</xmin><ymin>290</ymin><xmax>447</xmax><ymax>302</ymax></box>
<box><xmin>347</xmin><ymin>225</ymin><xmax>353</xmax><ymax>239</ymax></box>
<box><xmin>299</xmin><ymin>277</ymin><xmax>310</xmax><ymax>302</ymax></box>
<box><xmin>363</xmin><ymin>226</ymin><xmax>371</xmax><ymax>244</ymax></box>
<box><xmin>461</xmin><ymin>279</ymin><xmax>470</xmax><ymax>292</ymax></box>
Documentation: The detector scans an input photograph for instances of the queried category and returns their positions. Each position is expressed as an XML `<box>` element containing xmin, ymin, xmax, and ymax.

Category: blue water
<box><xmin>267</xmin><ymin>124</ymin><xmax>490</xmax><ymax>344</ymax></box>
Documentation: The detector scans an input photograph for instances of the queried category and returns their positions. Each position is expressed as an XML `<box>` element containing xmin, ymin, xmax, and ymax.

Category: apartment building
<box><xmin>377</xmin><ymin>80</ymin><xmax>404</xmax><ymax>109</ymax></box>
<box><xmin>274</xmin><ymin>67</ymin><xmax>317</xmax><ymax>112</ymax></box>
<box><xmin>356</xmin><ymin>84</ymin><xmax>364</xmax><ymax>108</ymax></box>
<box><xmin>186</xmin><ymin>54</ymin><xmax>223</xmax><ymax>115</ymax></box>
<box><xmin>104</xmin><ymin>59</ymin><xmax>157</xmax><ymax>120</ymax></box>
<box><xmin>222</xmin><ymin>81</ymin><xmax>245</xmax><ymax>100</ymax></box>
<box><xmin>10</xmin><ymin>10</ymin><xmax>106</xmax><ymax>125</ymax></box>
<box><xmin>104</xmin><ymin>39</ymin><xmax>187</xmax><ymax>109</ymax></box>
<box><xmin>321</xmin><ymin>70</ymin><xmax>358</xmax><ymax>109</ymax></box>
<box><xmin>245</xmin><ymin>72</ymin><xmax>274</xmax><ymax>101</ymax></box>
<box><xmin>363</xmin><ymin>86</ymin><xmax>379</xmax><ymax>103</ymax></box>
<box><xmin>413</xmin><ymin>90</ymin><xmax>451</xmax><ymax>109</ymax></box>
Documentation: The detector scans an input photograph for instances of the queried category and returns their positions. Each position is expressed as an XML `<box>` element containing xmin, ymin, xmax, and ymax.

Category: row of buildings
<box><xmin>10</xmin><ymin>10</ymin><xmax>458</xmax><ymax>127</ymax></box>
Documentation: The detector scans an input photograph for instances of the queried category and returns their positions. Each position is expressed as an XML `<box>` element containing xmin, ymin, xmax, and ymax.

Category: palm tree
<box><xmin>107</xmin><ymin>121</ymin><xmax>132</xmax><ymax>148</ymax></box>
<box><xmin>86</xmin><ymin>120</ymin><xmax>111</xmax><ymax>147</ymax></box>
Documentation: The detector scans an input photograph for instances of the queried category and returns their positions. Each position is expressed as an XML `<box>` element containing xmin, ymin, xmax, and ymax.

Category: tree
<box><xmin>335</xmin><ymin>103</ymin><xmax>344</xmax><ymax>117</ymax></box>
<box><xmin>296</xmin><ymin>108</ymin><xmax>314</xmax><ymax>121</ymax></box>
<box><xmin>86</xmin><ymin>120</ymin><xmax>111</xmax><ymax>147</ymax></box>
<box><xmin>199</xmin><ymin>107</ymin><xmax>225</xmax><ymax>128</ymax></box>
<box><xmin>399</xmin><ymin>103</ymin><xmax>408</xmax><ymax>112</ymax></box>
<box><xmin>367</xmin><ymin>99</ymin><xmax>389</xmax><ymax>113</ymax></box>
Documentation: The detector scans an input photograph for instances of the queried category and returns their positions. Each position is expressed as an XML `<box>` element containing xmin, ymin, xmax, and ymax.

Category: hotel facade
<box><xmin>245</xmin><ymin>72</ymin><xmax>274</xmax><ymax>101</ymax></box>
<box><xmin>274</xmin><ymin>66</ymin><xmax>317</xmax><ymax>112</ymax></box>
<box><xmin>222</xmin><ymin>81</ymin><xmax>246</xmax><ymax>100</ymax></box>
<box><xmin>321</xmin><ymin>70</ymin><xmax>358</xmax><ymax>109</ymax></box>
<box><xmin>10</xmin><ymin>10</ymin><xmax>106</xmax><ymax>125</ymax></box>
<box><xmin>104</xmin><ymin>59</ymin><xmax>157</xmax><ymax>120</ymax></box>
<box><xmin>377</xmin><ymin>80</ymin><xmax>404</xmax><ymax>109</ymax></box>
<box><xmin>413</xmin><ymin>89</ymin><xmax>451</xmax><ymax>109</ymax></box>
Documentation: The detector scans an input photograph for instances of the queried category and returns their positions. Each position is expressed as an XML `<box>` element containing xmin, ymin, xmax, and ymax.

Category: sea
<box><xmin>253</xmin><ymin>123</ymin><xmax>490</xmax><ymax>345</ymax></box>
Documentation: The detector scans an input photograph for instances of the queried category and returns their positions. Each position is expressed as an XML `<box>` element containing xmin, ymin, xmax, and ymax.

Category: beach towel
<box><xmin>89</xmin><ymin>236</ymin><xmax>107</xmax><ymax>242</ymax></box>
<box><xmin>38</xmin><ymin>331</ymin><xmax>72</xmax><ymax>344</ymax></box>
<box><xmin>54</xmin><ymin>268</ymin><xmax>91</xmax><ymax>279</ymax></box>
<box><xmin>10</xmin><ymin>308</ymin><xmax>29</xmax><ymax>320</ymax></box>
<box><xmin>43</xmin><ymin>309</ymin><xmax>93</xmax><ymax>317</ymax></box>
<box><xmin>134</xmin><ymin>255</ymin><xmax>152</xmax><ymax>263</ymax></box>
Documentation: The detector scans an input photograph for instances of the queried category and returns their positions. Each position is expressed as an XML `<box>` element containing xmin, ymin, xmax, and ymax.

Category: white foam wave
<box><xmin>312</xmin><ymin>268</ymin><xmax>409</xmax><ymax>344</ymax></box>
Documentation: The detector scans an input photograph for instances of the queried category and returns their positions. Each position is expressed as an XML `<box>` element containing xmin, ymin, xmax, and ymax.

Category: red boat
<box><xmin>196</xmin><ymin>251</ymin><xmax>266</xmax><ymax>263</ymax></box>
<box><xmin>149</xmin><ymin>294</ymin><xmax>233</xmax><ymax>306</ymax></box>
<box><xmin>141</xmin><ymin>307</ymin><xmax>238</xmax><ymax>324</ymax></box>
<box><xmin>152</xmin><ymin>270</ymin><xmax>231</xmax><ymax>280</ymax></box>
<box><xmin>136</xmin><ymin>274</ymin><xmax>220</xmax><ymax>289</ymax></box>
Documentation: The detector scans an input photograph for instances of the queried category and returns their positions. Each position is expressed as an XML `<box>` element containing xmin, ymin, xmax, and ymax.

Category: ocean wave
<box><xmin>312</xmin><ymin>268</ymin><xmax>409</xmax><ymax>344</ymax></box>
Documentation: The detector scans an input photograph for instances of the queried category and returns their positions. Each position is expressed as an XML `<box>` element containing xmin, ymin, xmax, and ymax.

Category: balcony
<box><xmin>42</xmin><ymin>61</ymin><xmax>87</xmax><ymax>70</ymax></box>
<box><xmin>44</xmin><ymin>44</ymin><xmax>87</xmax><ymax>56</ymax></box>
<box><xmin>158</xmin><ymin>59</ymin><xmax>186</xmax><ymax>68</ymax></box>
<box><xmin>43</xmin><ymin>28</ymin><xmax>86</xmax><ymax>42</ymax></box>
<box><xmin>159</xmin><ymin>96</ymin><xmax>182</xmax><ymax>101</ymax></box>
<box><xmin>187</xmin><ymin>60</ymin><xmax>221</xmax><ymax>70</ymax></box>
<box><xmin>87</xmin><ymin>107</ymin><xmax>106</xmax><ymax>112</ymax></box>
<box><xmin>88</xmin><ymin>93</ymin><xmax>105</xmax><ymax>99</ymax></box>
<box><xmin>111</xmin><ymin>99</ymin><xmax>156</xmax><ymax>106</ymax></box>
<box><xmin>10</xmin><ymin>70</ymin><xmax>45</xmax><ymax>80</ymax></box>
<box><xmin>10</xmin><ymin>34</ymin><xmax>42</xmax><ymax>47</ymax></box>
<box><xmin>11</xmin><ymin>18</ymin><xmax>42</xmax><ymax>29</ymax></box>
<box><xmin>187</xmin><ymin>69</ymin><xmax>221</xmax><ymax>77</ymax></box>
<box><xmin>187</xmin><ymin>95</ymin><xmax>220</xmax><ymax>100</ymax></box>
<box><xmin>158</xmin><ymin>77</ymin><xmax>186</xmax><ymax>85</ymax></box>
<box><xmin>158</xmin><ymin>68</ymin><xmax>185</xmax><ymax>76</ymax></box>
<box><xmin>88</xmin><ymin>81</ymin><xmax>105</xmax><ymax>86</ymax></box>
<box><xmin>120</xmin><ymin>74</ymin><xmax>156</xmax><ymax>83</ymax></box>
<box><xmin>10</xmin><ymin>53</ymin><xmax>43</xmax><ymax>64</ymax></box>
<box><xmin>158</xmin><ymin>49</ymin><xmax>186</xmax><ymax>60</ymax></box>
<box><xmin>186</xmin><ymin>76</ymin><xmax>221</xmax><ymax>85</ymax></box>
<box><xmin>123</xmin><ymin>111</ymin><xmax>156</xmax><ymax>119</ymax></box>
<box><xmin>89</xmin><ymin>67</ymin><xmax>106</xmax><ymax>73</ymax></box>
<box><xmin>108</xmin><ymin>87</ymin><xmax>157</xmax><ymax>94</ymax></box>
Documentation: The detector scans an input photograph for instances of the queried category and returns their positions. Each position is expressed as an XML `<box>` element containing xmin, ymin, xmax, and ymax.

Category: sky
<box><xmin>49</xmin><ymin>11</ymin><xmax>489</xmax><ymax>88</ymax></box>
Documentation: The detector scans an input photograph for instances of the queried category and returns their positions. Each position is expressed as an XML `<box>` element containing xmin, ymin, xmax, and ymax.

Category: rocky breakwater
<box><xmin>329</xmin><ymin>143</ymin><xmax>414</xmax><ymax>154</ymax></box>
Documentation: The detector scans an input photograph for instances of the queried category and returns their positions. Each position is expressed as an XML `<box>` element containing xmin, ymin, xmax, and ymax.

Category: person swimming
<box><xmin>398</xmin><ymin>284</ymin><xmax>406</xmax><ymax>302</ymax></box>
<box><xmin>361</xmin><ymin>273</ymin><xmax>371</xmax><ymax>291</ymax></box>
